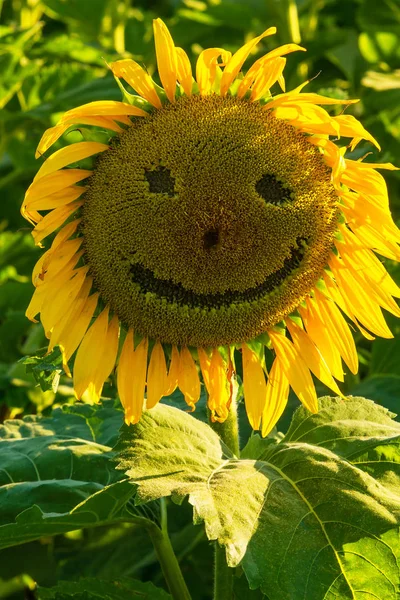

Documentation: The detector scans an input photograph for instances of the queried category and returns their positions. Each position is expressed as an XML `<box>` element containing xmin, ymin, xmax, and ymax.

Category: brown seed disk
<box><xmin>82</xmin><ymin>95</ymin><xmax>338</xmax><ymax>346</ymax></box>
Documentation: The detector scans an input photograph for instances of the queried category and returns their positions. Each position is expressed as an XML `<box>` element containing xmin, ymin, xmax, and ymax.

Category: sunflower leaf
<box><xmin>116</xmin><ymin>399</ymin><xmax>400</xmax><ymax>599</ymax></box>
<box><xmin>37</xmin><ymin>576</ymin><xmax>172</xmax><ymax>599</ymax></box>
<box><xmin>0</xmin><ymin>401</ymin><xmax>160</xmax><ymax>550</ymax></box>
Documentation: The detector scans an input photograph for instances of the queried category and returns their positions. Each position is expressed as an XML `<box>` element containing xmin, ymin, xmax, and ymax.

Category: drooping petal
<box><xmin>90</xmin><ymin>313</ymin><xmax>119</xmax><ymax>401</ymax></box>
<box><xmin>329</xmin><ymin>253</ymin><xmax>393</xmax><ymax>338</ymax></box>
<box><xmin>178</xmin><ymin>346</ymin><xmax>200</xmax><ymax>409</ymax></box>
<box><xmin>117</xmin><ymin>333</ymin><xmax>148</xmax><ymax>425</ymax></box>
<box><xmin>313</xmin><ymin>290</ymin><xmax>358</xmax><ymax>375</ymax></box>
<box><xmin>286</xmin><ymin>319</ymin><xmax>342</xmax><ymax>396</ymax></box>
<box><xmin>59</xmin><ymin>292</ymin><xmax>99</xmax><ymax>365</ymax></box>
<box><xmin>47</xmin><ymin>276</ymin><xmax>92</xmax><ymax>353</ymax></box>
<box><xmin>298</xmin><ymin>299</ymin><xmax>344</xmax><ymax>381</ymax></box>
<box><xmin>268</xmin><ymin>329</ymin><xmax>318</xmax><ymax>413</ymax></box>
<box><xmin>242</xmin><ymin>343</ymin><xmax>267</xmax><ymax>431</ymax></box>
<box><xmin>41</xmin><ymin>266</ymin><xmax>89</xmax><ymax>336</ymax></box>
<box><xmin>207</xmin><ymin>349</ymin><xmax>230</xmax><ymax>423</ymax></box>
<box><xmin>261</xmin><ymin>359</ymin><xmax>290</xmax><ymax>437</ymax></box>
<box><xmin>198</xmin><ymin>347</ymin><xmax>212</xmax><ymax>391</ymax></box>
<box><xmin>332</xmin><ymin>114</ymin><xmax>380</xmax><ymax>150</ymax></box>
<box><xmin>74</xmin><ymin>306</ymin><xmax>110</xmax><ymax>399</ymax></box>
<box><xmin>153</xmin><ymin>18</ymin><xmax>178</xmax><ymax>103</ymax></box>
<box><xmin>34</xmin><ymin>238</ymin><xmax>83</xmax><ymax>287</ymax></box>
<box><xmin>31</xmin><ymin>200</ymin><xmax>84</xmax><ymax>245</ymax></box>
<box><xmin>31</xmin><ymin>220</ymin><xmax>81</xmax><ymax>285</ymax></box>
<box><xmin>147</xmin><ymin>340</ymin><xmax>168</xmax><ymax>409</ymax></box>
<box><xmin>164</xmin><ymin>345</ymin><xmax>180</xmax><ymax>395</ymax></box>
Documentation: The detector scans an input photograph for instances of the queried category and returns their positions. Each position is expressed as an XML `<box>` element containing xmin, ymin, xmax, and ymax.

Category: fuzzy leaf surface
<box><xmin>116</xmin><ymin>399</ymin><xmax>400</xmax><ymax>599</ymax></box>
<box><xmin>0</xmin><ymin>402</ymin><xmax>157</xmax><ymax>550</ymax></box>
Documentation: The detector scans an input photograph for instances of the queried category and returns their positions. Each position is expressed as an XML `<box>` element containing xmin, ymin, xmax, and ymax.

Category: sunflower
<box><xmin>22</xmin><ymin>19</ymin><xmax>400</xmax><ymax>436</ymax></box>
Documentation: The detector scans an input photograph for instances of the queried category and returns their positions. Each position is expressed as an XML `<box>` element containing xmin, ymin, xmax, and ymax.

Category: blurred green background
<box><xmin>1</xmin><ymin>0</ymin><xmax>400</xmax><ymax>597</ymax></box>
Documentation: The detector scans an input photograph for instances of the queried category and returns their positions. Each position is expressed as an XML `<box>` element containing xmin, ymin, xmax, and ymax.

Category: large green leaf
<box><xmin>37</xmin><ymin>577</ymin><xmax>172</xmax><ymax>599</ymax></box>
<box><xmin>116</xmin><ymin>399</ymin><xmax>400</xmax><ymax>599</ymax></box>
<box><xmin>0</xmin><ymin>402</ymin><xmax>159</xmax><ymax>550</ymax></box>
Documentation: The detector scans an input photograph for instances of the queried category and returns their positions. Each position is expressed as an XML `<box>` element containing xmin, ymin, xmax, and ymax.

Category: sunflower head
<box><xmin>23</xmin><ymin>18</ymin><xmax>400</xmax><ymax>434</ymax></box>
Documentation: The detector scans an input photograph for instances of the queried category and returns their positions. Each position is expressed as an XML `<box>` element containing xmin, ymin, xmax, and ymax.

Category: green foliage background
<box><xmin>1</xmin><ymin>0</ymin><xmax>400</xmax><ymax>598</ymax></box>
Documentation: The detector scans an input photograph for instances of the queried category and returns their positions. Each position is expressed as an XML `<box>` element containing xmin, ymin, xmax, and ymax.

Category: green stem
<box><xmin>208</xmin><ymin>396</ymin><xmax>240</xmax><ymax>457</ymax></box>
<box><xmin>208</xmin><ymin>397</ymin><xmax>240</xmax><ymax>599</ymax></box>
<box><xmin>214</xmin><ymin>543</ymin><xmax>234</xmax><ymax>600</ymax></box>
<box><xmin>147</xmin><ymin>499</ymin><xmax>192</xmax><ymax>600</ymax></box>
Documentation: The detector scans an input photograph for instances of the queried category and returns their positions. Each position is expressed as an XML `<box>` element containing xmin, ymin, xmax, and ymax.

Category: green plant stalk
<box><xmin>214</xmin><ymin>543</ymin><xmax>234</xmax><ymax>600</ymax></box>
<box><xmin>209</xmin><ymin>397</ymin><xmax>240</xmax><ymax>599</ymax></box>
<box><xmin>147</xmin><ymin>499</ymin><xmax>192</xmax><ymax>600</ymax></box>
<box><xmin>208</xmin><ymin>394</ymin><xmax>240</xmax><ymax>457</ymax></box>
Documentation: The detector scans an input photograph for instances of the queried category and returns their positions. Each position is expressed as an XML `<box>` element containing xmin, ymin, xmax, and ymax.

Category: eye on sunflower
<box><xmin>22</xmin><ymin>19</ymin><xmax>400</xmax><ymax>435</ymax></box>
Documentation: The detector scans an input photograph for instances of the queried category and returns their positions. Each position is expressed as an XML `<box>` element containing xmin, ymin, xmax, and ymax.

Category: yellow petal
<box><xmin>31</xmin><ymin>220</ymin><xmax>81</xmax><ymax>285</ymax></box>
<box><xmin>34</xmin><ymin>142</ymin><xmax>109</xmax><ymax>181</ymax></box>
<box><xmin>59</xmin><ymin>292</ymin><xmax>99</xmax><ymax>364</ymax></box>
<box><xmin>26</xmin><ymin>252</ymin><xmax>82</xmax><ymax>321</ymax></box>
<box><xmin>341</xmin><ymin>161</ymin><xmax>391</xmax><ymax>203</ymax></box>
<box><xmin>26</xmin><ymin>285</ymin><xmax>47</xmax><ymax>323</ymax></box>
<box><xmin>35</xmin><ymin>102</ymin><xmax>147</xmax><ymax>156</ymax></box>
<box><xmin>298</xmin><ymin>299</ymin><xmax>344</xmax><ymax>381</ymax></box>
<box><xmin>250</xmin><ymin>57</ymin><xmax>286</xmax><ymax>102</ymax></box>
<box><xmin>332</xmin><ymin>114</ymin><xmax>380</xmax><ymax>150</ymax></box>
<box><xmin>36</xmin><ymin>124</ymin><xmax>71</xmax><ymax>158</ymax></box>
<box><xmin>176</xmin><ymin>47</ymin><xmax>193</xmax><ymax>96</ymax></box>
<box><xmin>313</xmin><ymin>290</ymin><xmax>358</xmax><ymax>375</ymax></box>
<box><xmin>322</xmin><ymin>271</ymin><xmax>375</xmax><ymax>341</ymax></box>
<box><xmin>74</xmin><ymin>307</ymin><xmax>110</xmax><ymax>399</ymax></box>
<box><xmin>267</xmin><ymin>92</ymin><xmax>358</xmax><ymax>110</ymax></box>
<box><xmin>92</xmin><ymin>313</ymin><xmax>119</xmax><ymax>399</ymax></box>
<box><xmin>209</xmin><ymin>350</ymin><xmax>230</xmax><ymax>423</ymax></box>
<box><xmin>196</xmin><ymin>48</ymin><xmax>232</xmax><ymax>95</ymax></box>
<box><xmin>238</xmin><ymin>43</ymin><xmax>304</xmax><ymax>98</ymax></box>
<box><xmin>48</xmin><ymin>276</ymin><xmax>92</xmax><ymax>353</ymax></box>
<box><xmin>25</xmin><ymin>169</ymin><xmax>91</xmax><ymax>204</ymax></box>
<box><xmin>261</xmin><ymin>359</ymin><xmax>289</xmax><ymax>437</ymax></box>
<box><xmin>178</xmin><ymin>346</ymin><xmax>200</xmax><ymax>409</ymax></box>
<box><xmin>242</xmin><ymin>343</ymin><xmax>267</xmax><ymax>431</ymax></box>
<box><xmin>198</xmin><ymin>347</ymin><xmax>212</xmax><ymax>391</ymax></box>
<box><xmin>274</xmin><ymin>103</ymin><xmax>340</xmax><ymax>136</ymax></box>
<box><xmin>34</xmin><ymin>238</ymin><xmax>83</xmax><ymax>287</ymax></box>
<box><xmin>153</xmin><ymin>18</ymin><xmax>177</xmax><ymax>103</ymax></box>
<box><xmin>32</xmin><ymin>200</ymin><xmax>83</xmax><ymax>245</ymax></box>
<box><xmin>220</xmin><ymin>27</ymin><xmax>277</xmax><ymax>96</ymax></box>
<box><xmin>329</xmin><ymin>253</ymin><xmax>393</xmax><ymax>338</ymax></box>
<box><xmin>111</xmin><ymin>59</ymin><xmax>162</xmax><ymax>109</ymax></box>
<box><xmin>286</xmin><ymin>319</ymin><xmax>342</xmax><ymax>396</ymax></box>
<box><xmin>25</xmin><ymin>186</ymin><xmax>86</xmax><ymax>214</ymax></box>
<box><xmin>146</xmin><ymin>340</ymin><xmax>168</xmax><ymax>409</ymax></box>
<box><xmin>117</xmin><ymin>334</ymin><xmax>148</xmax><ymax>425</ymax></box>
<box><xmin>65</xmin><ymin>100</ymin><xmax>147</xmax><ymax>118</ymax></box>
<box><xmin>75</xmin><ymin>312</ymin><xmax>119</xmax><ymax>402</ymax></box>
<box><xmin>268</xmin><ymin>329</ymin><xmax>318</xmax><ymax>413</ymax></box>
<box><xmin>41</xmin><ymin>266</ymin><xmax>89</xmax><ymax>336</ymax></box>
<box><xmin>164</xmin><ymin>345</ymin><xmax>179</xmax><ymax>395</ymax></box>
